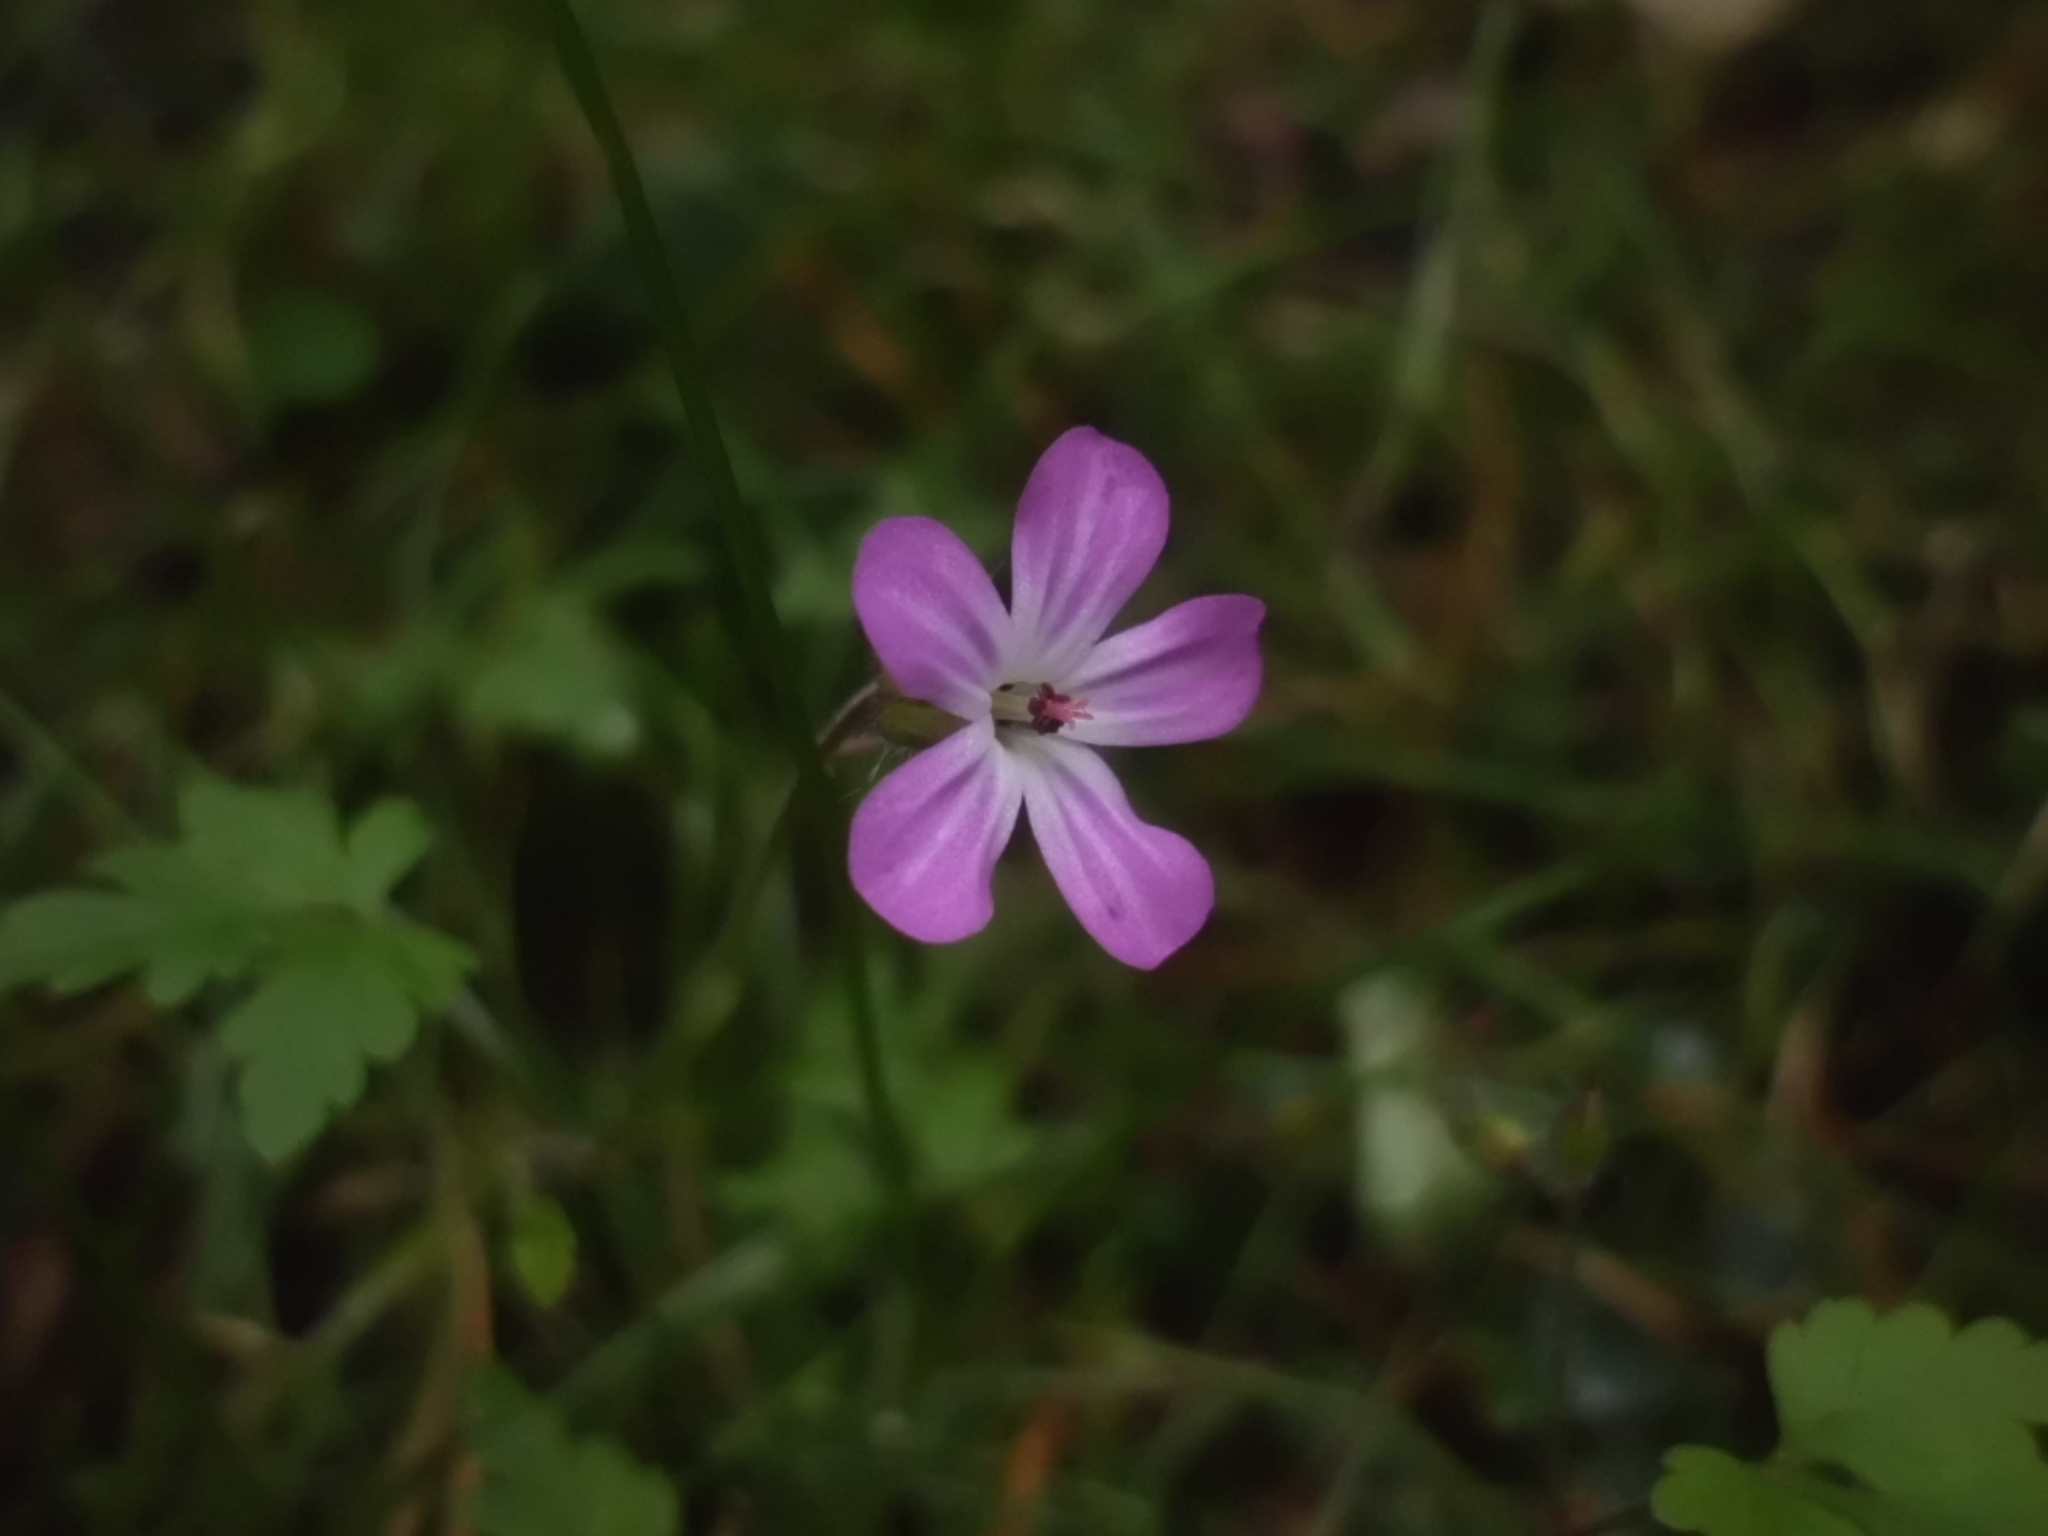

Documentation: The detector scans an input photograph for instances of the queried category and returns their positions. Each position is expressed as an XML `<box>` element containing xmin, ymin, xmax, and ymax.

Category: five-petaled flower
<box><xmin>848</xmin><ymin>427</ymin><xmax>1264</xmax><ymax>969</ymax></box>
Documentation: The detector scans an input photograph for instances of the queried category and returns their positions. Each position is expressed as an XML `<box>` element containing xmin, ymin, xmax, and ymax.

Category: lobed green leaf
<box><xmin>466</xmin><ymin>1368</ymin><xmax>678</xmax><ymax>1536</ymax></box>
<box><xmin>1657</xmin><ymin>1301</ymin><xmax>2048</xmax><ymax>1536</ymax></box>
<box><xmin>0</xmin><ymin>779</ymin><xmax>468</xmax><ymax>1161</ymax></box>
<box><xmin>1652</xmin><ymin>1449</ymin><xmax>1859</xmax><ymax>1536</ymax></box>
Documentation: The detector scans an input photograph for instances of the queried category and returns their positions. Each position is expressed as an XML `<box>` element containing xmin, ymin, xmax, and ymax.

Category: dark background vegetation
<box><xmin>6</xmin><ymin>0</ymin><xmax>2048</xmax><ymax>1530</ymax></box>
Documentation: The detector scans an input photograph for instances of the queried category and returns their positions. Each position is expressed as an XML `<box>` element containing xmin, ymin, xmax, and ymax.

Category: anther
<box><xmin>991</xmin><ymin>681</ymin><xmax>1092</xmax><ymax>733</ymax></box>
<box><xmin>1025</xmin><ymin>682</ymin><xmax>1092</xmax><ymax>735</ymax></box>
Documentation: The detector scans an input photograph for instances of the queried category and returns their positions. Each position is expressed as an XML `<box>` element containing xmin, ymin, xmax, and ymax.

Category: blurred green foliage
<box><xmin>1654</xmin><ymin>1300</ymin><xmax>2048</xmax><ymax>1535</ymax></box>
<box><xmin>5</xmin><ymin>0</ymin><xmax>2048</xmax><ymax>1531</ymax></box>
<box><xmin>245</xmin><ymin>289</ymin><xmax>383</xmax><ymax>410</ymax></box>
<box><xmin>469</xmin><ymin>1366</ymin><xmax>679</xmax><ymax>1536</ymax></box>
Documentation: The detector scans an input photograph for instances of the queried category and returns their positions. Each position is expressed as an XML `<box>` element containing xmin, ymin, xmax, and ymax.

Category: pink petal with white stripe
<box><xmin>1007</xmin><ymin>428</ymin><xmax>1169</xmax><ymax>680</ymax></box>
<box><xmin>852</xmin><ymin>517</ymin><xmax>1009</xmax><ymax>718</ymax></box>
<box><xmin>849</xmin><ymin>720</ymin><xmax>1022</xmax><ymax>944</ymax></box>
<box><xmin>1011</xmin><ymin>734</ymin><xmax>1213</xmax><ymax>969</ymax></box>
<box><xmin>1065</xmin><ymin>595</ymin><xmax>1265</xmax><ymax>747</ymax></box>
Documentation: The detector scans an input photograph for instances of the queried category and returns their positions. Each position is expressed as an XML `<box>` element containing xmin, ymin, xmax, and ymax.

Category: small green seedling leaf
<box><xmin>466</xmin><ymin>1368</ymin><xmax>677</xmax><ymax>1536</ymax></box>
<box><xmin>0</xmin><ymin>777</ymin><xmax>470</xmax><ymax>1161</ymax></box>
<box><xmin>246</xmin><ymin>288</ymin><xmax>382</xmax><ymax>406</ymax></box>
<box><xmin>508</xmin><ymin>1195</ymin><xmax>579</xmax><ymax>1309</ymax></box>
<box><xmin>1655</xmin><ymin>1301</ymin><xmax>2048</xmax><ymax>1536</ymax></box>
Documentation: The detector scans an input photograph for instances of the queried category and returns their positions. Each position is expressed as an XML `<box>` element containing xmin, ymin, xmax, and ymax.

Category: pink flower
<box><xmin>848</xmin><ymin>427</ymin><xmax>1264</xmax><ymax>969</ymax></box>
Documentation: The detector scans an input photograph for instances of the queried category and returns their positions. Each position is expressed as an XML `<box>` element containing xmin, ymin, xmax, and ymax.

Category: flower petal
<box><xmin>1010</xmin><ymin>735</ymin><xmax>1213</xmax><ymax>969</ymax></box>
<box><xmin>853</xmin><ymin>517</ymin><xmax>1010</xmax><ymax>717</ymax></box>
<box><xmin>1008</xmin><ymin>427</ymin><xmax>1170</xmax><ymax>681</ymax></box>
<box><xmin>849</xmin><ymin>719</ymin><xmax>1022</xmax><ymax>944</ymax></box>
<box><xmin>1064</xmin><ymin>595</ymin><xmax>1265</xmax><ymax>747</ymax></box>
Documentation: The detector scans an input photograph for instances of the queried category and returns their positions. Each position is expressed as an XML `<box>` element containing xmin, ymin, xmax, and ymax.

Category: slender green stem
<box><xmin>1346</xmin><ymin>0</ymin><xmax>1519</xmax><ymax>531</ymax></box>
<box><xmin>555</xmin><ymin>1236</ymin><xmax>791</xmax><ymax>1413</ymax></box>
<box><xmin>536</xmin><ymin>0</ymin><xmax>910</xmax><ymax>1192</ymax></box>
<box><xmin>537</xmin><ymin>0</ymin><xmax>804</xmax><ymax>765</ymax></box>
<box><xmin>1546</xmin><ymin>1184</ymin><xmax>1583</xmax><ymax>1529</ymax></box>
<box><xmin>0</xmin><ymin>685</ymin><xmax>141</xmax><ymax>838</ymax></box>
<box><xmin>842</xmin><ymin>910</ymin><xmax>912</xmax><ymax>1190</ymax></box>
<box><xmin>396</xmin><ymin>275</ymin><xmax>543</xmax><ymax>617</ymax></box>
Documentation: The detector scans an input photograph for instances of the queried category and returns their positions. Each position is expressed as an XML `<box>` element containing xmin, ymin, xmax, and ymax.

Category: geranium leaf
<box><xmin>0</xmin><ymin>779</ymin><xmax>471</xmax><ymax>1162</ymax></box>
<box><xmin>1656</xmin><ymin>1302</ymin><xmax>2048</xmax><ymax>1536</ymax></box>
<box><xmin>466</xmin><ymin>1368</ymin><xmax>677</xmax><ymax>1536</ymax></box>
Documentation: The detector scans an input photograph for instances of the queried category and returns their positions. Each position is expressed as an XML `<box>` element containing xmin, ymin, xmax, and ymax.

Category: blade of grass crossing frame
<box><xmin>536</xmin><ymin>0</ymin><xmax>912</xmax><ymax>1193</ymax></box>
<box><xmin>536</xmin><ymin>0</ymin><xmax>804</xmax><ymax>762</ymax></box>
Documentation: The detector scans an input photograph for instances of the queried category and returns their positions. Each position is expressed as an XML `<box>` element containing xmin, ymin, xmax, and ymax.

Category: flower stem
<box><xmin>537</xmin><ymin>0</ymin><xmax>911</xmax><ymax>1195</ymax></box>
<box><xmin>843</xmin><ymin>913</ymin><xmax>913</xmax><ymax>1192</ymax></box>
